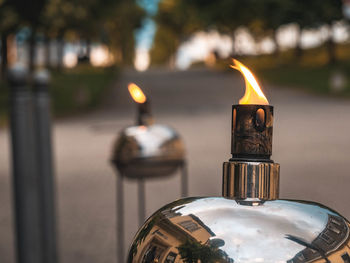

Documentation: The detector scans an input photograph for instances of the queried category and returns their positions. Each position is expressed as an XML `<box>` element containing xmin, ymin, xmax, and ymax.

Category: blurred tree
<box><xmin>283</xmin><ymin>1</ymin><xmax>319</xmax><ymax>59</ymax></box>
<box><xmin>151</xmin><ymin>0</ymin><xmax>201</xmax><ymax>66</ymax></box>
<box><xmin>0</xmin><ymin>0</ymin><xmax>19</xmax><ymax>79</ymax></box>
<box><xmin>9</xmin><ymin>0</ymin><xmax>47</xmax><ymax>73</ymax></box>
<box><xmin>285</xmin><ymin>0</ymin><xmax>343</xmax><ymax>63</ymax></box>
<box><xmin>177</xmin><ymin>239</ymin><xmax>229</xmax><ymax>263</ymax></box>
<box><xmin>3</xmin><ymin>0</ymin><xmax>145</xmax><ymax>73</ymax></box>
<box><xmin>102</xmin><ymin>0</ymin><xmax>145</xmax><ymax>66</ymax></box>
<box><xmin>151</xmin><ymin>25</ymin><xmax>177</xmax><ymax>65</ymax></box>
<box><xmin>151</xmin><ymin>0</ymin><xmax>260</xmax><ymax>64</ymax></box>
<box><xmin>246</xmin><ymin>0</ymin><xmax>292</xmax><ymax>55</ymax></box>
<box><xmin>313</xmin><ymin>0</ymin><xmax>343</xmax><ymax>64</ymax></box>
<box><xmin>43</xmin><ymin>0</ymin><xmax>107</xmax><ymax>69</ymax></box>
<box><xmin>43</xmin><ymin>0</ymin><xmax>144</xmax><ymax>68</ymax></box>
<box><xmin>41</xmin><ymin>0</ymin><xmax>70</xmax><ymax>69</ymax></box>
<box><xmin>192</xmin><ymin>0</ymin><xmax>344</xmax><ymax>62</ymax></box>
<box><xmin>188</xmin><ymin>0</ymin><xmax>249</xmax><ymax>56</ymax></box>
<box><xmin>152</xmin><ymin>0</ymin><xmax>345</xmax><ymax>66</ymax></box>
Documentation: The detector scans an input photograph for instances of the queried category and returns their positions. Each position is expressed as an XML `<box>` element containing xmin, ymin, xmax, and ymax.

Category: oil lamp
<box><xmin>126</xmin><ymin>60</ymin><xmax>350</xmax><ymax>263</ymax></box>
<box><xmin>111</xmin><ymin>83</ymin><xmax>187</xmax><ymax>263</ymax></box>
<box><xmin>112</xmin><ymin>83</ymin><xmax>186</xmax><ymax>180</ymax></box>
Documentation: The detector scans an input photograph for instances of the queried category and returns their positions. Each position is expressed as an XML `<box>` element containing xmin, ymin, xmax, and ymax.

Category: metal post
<box><xmin>8</xmin><ymin>65</ymin><xmax>43</xmax><ymax>263</ymax></box>
<box><xmin>138</xmin><ymin>178</ymin><xmax>146</xmax><ymax>227</ymax></box>
<box><xmin>116</xmin><ymin>172</ymin><xmax>124</xmax><ymax>263</ymax></box>
<box><xmin>33</xmin><ymin>69</ymin><xmax>58</xmax><ymax>263</ymax></box>
<box><xmin>181</xmin><ymin>161</ymin><xmax>188</xmax><ymax>197</ymax></box>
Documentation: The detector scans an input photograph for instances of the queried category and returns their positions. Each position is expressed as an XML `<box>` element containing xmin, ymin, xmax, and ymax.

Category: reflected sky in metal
<box><xmin>112</xmin><ymin>124</ymin><xmax>185</xmax><ymax>178</ymax></box>
<box><xmin>124</xmin><ymin>124</ymin><xmax>179</xmax><ymax>158</ymax></box>
<box><xmin>175</xmin><ymin>198</ymin><xmax>337</xmax><ymax>262</ymax></box>
<box><xmin>128</xmin><ymin>197</ymin><xmax>350</xmax><ymax>263</ymax></box>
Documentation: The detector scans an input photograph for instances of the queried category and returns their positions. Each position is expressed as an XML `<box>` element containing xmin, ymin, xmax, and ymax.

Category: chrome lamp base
<box><xmin>127</xmin><ymin>197</ymin><xmax>350</xmax><ymax>263</ymax></box>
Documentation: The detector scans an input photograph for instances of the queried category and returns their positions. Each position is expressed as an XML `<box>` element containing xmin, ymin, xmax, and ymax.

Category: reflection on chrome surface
<box><xmin>128</xmin><ymin>197</ymin><xmax>350</xmax><ymax>263</ymax></box>
<box><xmin>112</xmin><ymin>124</ymin><xmax>185</xmax><ymax>178</ymax></box>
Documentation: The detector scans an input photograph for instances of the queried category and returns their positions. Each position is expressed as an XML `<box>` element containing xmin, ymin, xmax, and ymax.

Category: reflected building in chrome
<box><xmin>130</xmin><ymin>199</ymin><xmax>226</xmax><ymax>263</ymax></box>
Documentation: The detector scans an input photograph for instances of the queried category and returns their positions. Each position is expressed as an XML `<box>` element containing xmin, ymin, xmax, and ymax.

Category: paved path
<box><xmin>1</xmin><ymin>68</ymin><xmax>350</xmax><ymax>262</ymax></box>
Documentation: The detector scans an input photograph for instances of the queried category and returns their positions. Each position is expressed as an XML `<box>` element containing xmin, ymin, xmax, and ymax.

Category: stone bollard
<box><xmin>8</xmin><ymin>65</ymin><xmax>43</xmax><ymax>263</ymax></box>
<box><xmin>33</xmin><ymin>69</ymin><xmax>58</xmax><ymax>263</ymax></box>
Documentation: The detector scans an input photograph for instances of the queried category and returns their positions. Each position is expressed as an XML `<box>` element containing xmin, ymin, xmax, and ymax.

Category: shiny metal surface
<box><xmin>223</xmin><ymin>161</ymin><xmax>280</xmax><ymax>200</ymax></box>
<box><xmin>112</xmin><ymin>124</ymin><xmax>185</xmax><ymax>179</ymax></box>
<box><xmin>128</xmin><ymin>197</ymin><xmax>350</xmax><ymax>263</ymax></box>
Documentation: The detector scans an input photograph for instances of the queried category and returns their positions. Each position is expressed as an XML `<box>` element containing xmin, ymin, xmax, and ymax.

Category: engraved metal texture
<box><xmin>231</xmin><ymin>105</ymin><xmax>273</xmax><ymax>160</ymax></box>
<box><xmin>111</xmin><ymin>124</ymin><xmax>185</xmax><ymax>179</ymax></box>
<box><xmin>223</xmin><ymin>161</ymin><xmax>280</xmax><ymax>200</ymax></box>
<box><xmin>128</xmin><ymin>197</ymin><xmax>350</xmax><ymax>263</ymax></box>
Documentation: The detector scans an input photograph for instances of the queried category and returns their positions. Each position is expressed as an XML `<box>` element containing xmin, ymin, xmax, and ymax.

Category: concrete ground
<box><xmin>1</xmin><ymin>68</ymin><xmax>350</xmax><ymax>262</ymax></box>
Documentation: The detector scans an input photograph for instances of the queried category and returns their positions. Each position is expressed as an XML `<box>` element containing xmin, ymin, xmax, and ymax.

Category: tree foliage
<box><xmin>151</xmin><ymin>0</ymin><xmax>345</xmax><ymax>65</ymax></box>
<box><xmin>151</xmin><ymin>0</ymin><xmax>202</xmax><ymax>65</ymax></box>
<box><xmin>0</xmin><ymin>0</ymin><xmax>145</xmax><ymax>71</ymax></box>
<box><xmin>177</xmin><ymin>239</ymin><xmax>230</xmax><ymax>263</ymax></box>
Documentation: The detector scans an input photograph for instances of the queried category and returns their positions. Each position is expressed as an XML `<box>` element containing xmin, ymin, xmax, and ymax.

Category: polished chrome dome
<box><xmin>128</xmin><ymin>197</ymin><xmax>350</xmax><ymax>263</ymax></box>
<box><xmin>112</xmin><ymin>124</ymin><xmax>185</xmax><ymax>179</ymax></box>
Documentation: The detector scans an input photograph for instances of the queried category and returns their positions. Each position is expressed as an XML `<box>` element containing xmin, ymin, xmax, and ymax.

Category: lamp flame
<box><xmin>128</xmin><ymin>83</ymin><xmax>147</xmax><ymax>104</ymax></box>
<box><xmin>230</xmin><ymin>59</ymin><xmax>269</xmax><ymax>105</ymax></box>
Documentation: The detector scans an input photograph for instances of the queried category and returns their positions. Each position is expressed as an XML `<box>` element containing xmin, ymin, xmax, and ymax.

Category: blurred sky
<box><xmin>134</xmin><ymin>0</ymin><xmax>159</xmax><ymax>71</ymax></box>
<box><xmin>135</xmin><ymin>0</ymin><xmax>159</xmax><ymax>50</ymax></box>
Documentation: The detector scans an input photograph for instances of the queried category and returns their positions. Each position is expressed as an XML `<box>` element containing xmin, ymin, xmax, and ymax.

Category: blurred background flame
<box><xmin>128</xmin><ymin>82</ymin><xmax>147</xmax><ymax>103</ymax></box>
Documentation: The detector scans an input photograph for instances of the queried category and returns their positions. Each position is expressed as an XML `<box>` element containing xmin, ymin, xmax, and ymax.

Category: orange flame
<box><xmin>128</xmin><ymin>83</ymin><xmax>146</xmax><ymax>103</ymax></box>
<box><xmin>230</xmin><ymin>59</ymin><xmax>269</xmax><ymax>105</ymax></box>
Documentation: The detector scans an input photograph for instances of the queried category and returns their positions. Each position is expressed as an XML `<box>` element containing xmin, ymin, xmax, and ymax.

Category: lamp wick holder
<box><xmin>137</xmin><ymin>100</ymin><xmax>154</xmax><ymax>126</ymax></box>
<box><xmin>223</xmin><ymin>104</ymin><xmax>280</xmax><ymax>200</ymax></box>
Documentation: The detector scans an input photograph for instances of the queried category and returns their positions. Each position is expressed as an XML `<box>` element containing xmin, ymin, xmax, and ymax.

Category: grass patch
<box><xmin>51</xmin><ymin>65</ymin><xmax>117</xmax><ymax>117</ymax></box>
<box><xmin>0</xmin><ymin>80</ymin><xmax>8</xmax><ymax>126</ymax></box>
<box><xmin>0</xmin><ymin>65</ymin><xmax>118</xmax><ymax>125</ymax></box>
<box><xmin>258</xmin><ymin>61</ymin><xmax>350</xmax><ymax>97</ymax></box>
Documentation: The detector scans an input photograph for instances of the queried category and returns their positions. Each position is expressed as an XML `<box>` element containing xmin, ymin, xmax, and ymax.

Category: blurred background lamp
<box><xmin>110</xmin><ymin>83</ymin><xmax>187</xmax><ymax>263</ymax></box>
